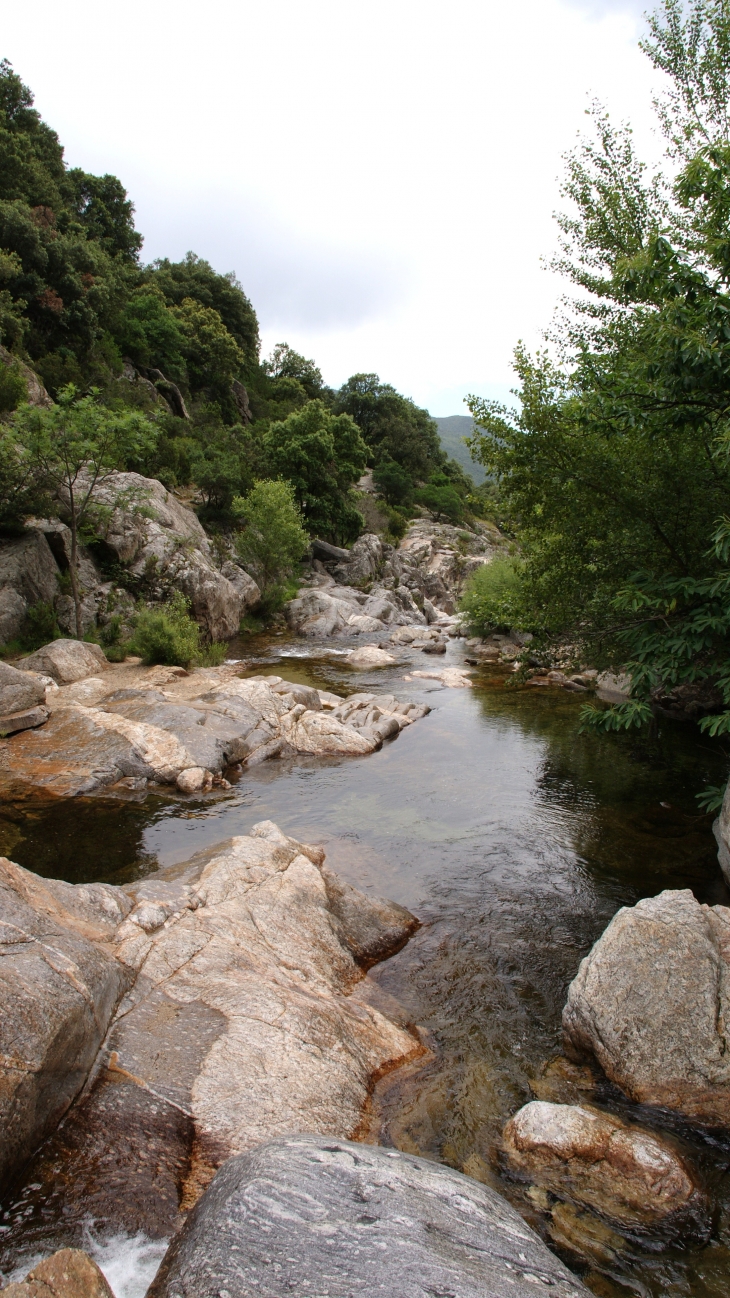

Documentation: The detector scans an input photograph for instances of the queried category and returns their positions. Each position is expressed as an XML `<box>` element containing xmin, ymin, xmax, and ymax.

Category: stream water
<box><xmin>1</xmin><ymin>634</ymin><xmax>730</xmax><ymax>1297</ymax></box>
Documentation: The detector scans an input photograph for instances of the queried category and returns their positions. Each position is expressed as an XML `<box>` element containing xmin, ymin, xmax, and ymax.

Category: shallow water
<box><xmin>2</xmin><ymin>634</ymin><xmax>730</xmax><ymax>1297</ymax></box>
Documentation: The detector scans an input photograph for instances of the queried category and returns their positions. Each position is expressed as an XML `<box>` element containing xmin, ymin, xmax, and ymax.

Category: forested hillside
<box><xmin>0</xmin><ymin>57</ymin><xmax>477</xmax><ymax>558</ymax></box>
<box><xmin>433</xmin><ymin>416</ymin><xmax>486</xmax><ymax>484</ymax></box>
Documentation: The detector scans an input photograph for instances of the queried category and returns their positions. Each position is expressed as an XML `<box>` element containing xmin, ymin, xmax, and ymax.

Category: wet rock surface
<box><xmin>502</xmin><ymin>1101</ymin><xmax>710</xmax><ymax>1242</ymax></box>
<box><xmin>0</xmin><ymin>858</ymin><xmax>131</xmax><ymax>1195</ymax></box>
<box><xmin>0</xmin><ymin>1248</ymin><xmax>113</xmax><ymax>1298</ymax></box>
<box><xmin>563</xmin><ymin>889</ymin><xmax>730</xmax><ymax>1128</ymax></box>
<box><xmin>148</xmin><ymin>1135</ymin><xmax>590</xmax><ymax>1298</ymax></box>
<box><xmin>0</xmin><ymin>825</ymin><xmax>422</xmax><ymax>1244</ymax></box>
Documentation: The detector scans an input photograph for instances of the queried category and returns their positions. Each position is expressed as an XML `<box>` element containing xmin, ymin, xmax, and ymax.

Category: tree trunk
<box><xmin>68</xmin><ymin>507</ymin><xmax>83</xmax><ymax>640</ymax></box>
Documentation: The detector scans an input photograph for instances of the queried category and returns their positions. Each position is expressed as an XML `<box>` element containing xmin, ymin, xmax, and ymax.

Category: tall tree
<box><xmin>13</xmin><ymin>387</ymin><xmax>157</xmax><ymax>637</ymax></box>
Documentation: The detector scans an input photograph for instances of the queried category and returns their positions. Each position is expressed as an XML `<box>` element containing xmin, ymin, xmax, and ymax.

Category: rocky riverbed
<box><xmin>2</xmin><ymin>513</ymin><xmax>730</xmax><ymax>1297</ymax></box>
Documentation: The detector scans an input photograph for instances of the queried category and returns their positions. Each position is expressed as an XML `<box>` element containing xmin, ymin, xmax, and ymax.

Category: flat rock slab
<box><xmin>0</xmin><ymin>824</ymin><xmax>423</xmax><ymax>1242</ymax></box>
<box><xmin>149</xmin><ymin>1135</ymin><xmax>589</xmax><ymax>1298</ymax></box>
<box><xmin>0</xmin><ymin>668</ymin><xmax>430</xmax><ymax>798</ymax></box>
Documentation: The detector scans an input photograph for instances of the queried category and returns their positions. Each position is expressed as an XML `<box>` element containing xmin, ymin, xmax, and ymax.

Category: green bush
<box><xmin>0</xmin><ymin>362</ymin><xmax>27</xmax><ymax>414</ymax></box>
<box><xmin>383</xmin><ymin>506</ymin><xmax>408</xmax><ymax>543</ymax></box>
<box><xmin>233</xmin><ymin>479</ymin><xmax>309</xmax><ymax>592</ymax></box>
<box><xmin>459</xmin><ymin>558</ymin><xmax>526</xmax><ymax>635</ymax></box>
<box><xmin>131</xmin><ymin>590</ymin><xmax>209</xmax><ymax>666</ymax></box>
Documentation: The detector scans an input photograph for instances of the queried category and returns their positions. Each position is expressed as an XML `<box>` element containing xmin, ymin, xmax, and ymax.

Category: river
<box><xmin>1</xmin><ymin>634</ymin><xmax>729</xmax><ymax>1297</ymax></box>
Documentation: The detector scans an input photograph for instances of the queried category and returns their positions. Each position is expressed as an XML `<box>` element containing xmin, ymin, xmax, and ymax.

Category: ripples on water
<box><xmin>1</xmin><ymin>636</ymin><xmax>730</xmax><ymax>1297</ymax></box>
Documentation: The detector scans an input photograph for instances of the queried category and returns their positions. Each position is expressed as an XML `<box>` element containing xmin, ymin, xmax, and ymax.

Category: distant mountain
<box><xmin>433</xmin><ymin>416</ymin><xmax>486</xmax><ymax>484</ymax></box>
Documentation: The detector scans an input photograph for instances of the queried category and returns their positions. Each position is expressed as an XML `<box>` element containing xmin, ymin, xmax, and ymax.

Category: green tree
<box><xmin>262</xmin><ymin>343</ymin><xmax>324</xmax><ymax>399</ymax></box>
<box><xmin>334</xmin><ymin>373</ymin><xmax>445</xmax><ymax>487</ymax></box>
<box><xmin>372</xmin><ymin>456</ymin><xmax>413</xmax><ymax>506</ymax></box>
<box><xmin>467</xmin><ymin>0</ymin><xmax>730</xmax><ymax>717</ymax></box>
<box><xmin>233</xmin><ymin>479</ymin><xmax>308</xmax><ymax>593</ymax></box>
<box><xmin>265</xmin><ymin>399</ymin><xmax>367</xmax><ymax>542</ymax></box>
<box><xmin>13</xmin><ymin>387</ymin><xmax>157</xmax><ymax>637</ymax></box>
<box><xmin>414</xmin><ymin>472</ymin><xmax>465</xmax><ymax>524</ymax></box>
<box><xmin>147</xmin><ymin>253</ymin><xmax>259</xmax><ymax>361</ymax></box>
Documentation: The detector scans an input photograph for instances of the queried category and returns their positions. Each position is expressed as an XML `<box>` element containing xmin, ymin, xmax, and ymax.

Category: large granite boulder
<box><xmin>331</xmin><ymin>532</ymin><xmax>383</xmax><ymax>587</ymax></box>
<box><xmin>0</xmin><ymin>661</ymin><xmax>48</xmax><ymax>735</ymax></box>
<box><xmin>147</xmin><ymin>1135</ymin><xmax>590</xmax><ymax>1298</ymax></box>
<box><xmin>0</xmin><ymin>1248</ymin><xmax>113</xmax><ymax>1298</ymax></box>
<box><xmin>0</xmin><ymin>857</ymin><xmax>131</xmax><ymax>1195</ymax></box>
<box><xmin>0</xmin><ymin>826</ymin><xmax>423</xmax><ymax>1238</ymax></box>
<box><xmin>563</xmin><ymin>889</ymin><xmax>730</xmax><ymax>1128</ymax></box>
<box><xmin>502</xmin><ymin>1101</ymin><xmax>709</xmax><ymax>1242</ymax></box>
<box><xmin>0</xmin><ymin>661</ymin><xmax>46</xmax><ymax>714</ymax></box>
<box><xmin>18</xmin><ymin>640</ymin><xmax>108</xmax><ymax>685</ymax></box>
<box><xmin>0</xmin><ymin>532</ymin><xmax>61</xmax><ymax>644</ymax></box>
<box><xmin>82</xmin><ymin>471</ymin><xmax>254</xmax><ymax>640</ymax></box>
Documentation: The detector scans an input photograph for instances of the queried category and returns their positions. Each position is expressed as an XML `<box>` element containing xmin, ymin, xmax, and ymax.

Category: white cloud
<box><xmin>2</xmin><ymin>0</ymin><xmax>665</xmax><ymax>412</ymax></box>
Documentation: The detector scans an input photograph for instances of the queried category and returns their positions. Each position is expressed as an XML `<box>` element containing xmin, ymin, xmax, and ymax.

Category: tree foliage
<box><xmin>467</xmin><ymin>1</ymin><xmax>730</xmax><ymax>741</ymax></box>
<box><xmin>12</xmin><ymin>387</ymin><xmax>157</xmax><ymax>636</ymax></box>
<box><xmin>265</xmin><ymin>400</ymin><xmax>367</xmax><ymax>542</ymax></box>
<box><xmin>233</xmin><ymin>479</ymin><xmax>308</xmax><ymax>593</ymax></box>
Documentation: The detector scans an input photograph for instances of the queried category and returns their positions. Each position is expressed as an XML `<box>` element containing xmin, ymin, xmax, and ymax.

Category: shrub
<box><xmin>459</xmin><ymin>557</ymin><xmax>526</xmax><ymax>635</ymax></box>
<box><xmin>131</xmin><ymin>590</ymin><xmax>206</xmax><ymax>666</ymax></box>
<box><xmin>233</xmin><ymin>479</ymin><xmax>308</xmax><ymax>592</ymax></box>
<box><xmin>0</xmin><ymin>361</ymin><xmax>27</xmax><ymax>414</ymax></box>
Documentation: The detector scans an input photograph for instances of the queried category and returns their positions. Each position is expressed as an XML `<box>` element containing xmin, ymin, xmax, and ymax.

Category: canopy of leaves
<box><xmin>334</xmin><ymin>373</ymin><xmax>445</xmax><ymax>487</ymax></box>
<box><xmin>265</xmin><ymin>400</ymin><xmax>367</xmax><ymax>543</ymax></box>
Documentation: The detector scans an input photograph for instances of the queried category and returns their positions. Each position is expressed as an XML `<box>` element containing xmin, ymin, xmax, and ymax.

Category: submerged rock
<box><xmin>563</xmin><ymin>889</ymin><xmax>730</xmax><ymax>1128</ymax></box>
<box><xmin>502</xmin><ymin>1101</ymin><xmax>710</xmax><ymax>1242</ymax></box>
<box><xmin>344</xmin><ymin>645</ymin><xmax>396</xmax><ymax>669</ymax></box>
<box><xmin>0</xmin><ymin>857</ymin><xmax>131</xmax><ymax>1195</ymax></box>
<box><xmin>0</xmin><ymin>1248</ymin><xmax>113</xmax><ymax>1298</ymax></box>
<box><xmin>148</xmin><ymin>1135</ymin><xmax>590</xmax><ymax>1298</ymax></box>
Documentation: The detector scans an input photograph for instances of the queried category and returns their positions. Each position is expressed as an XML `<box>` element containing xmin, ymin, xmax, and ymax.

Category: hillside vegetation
<box><xmin>0</xmin><ymin>57</ymin><xmax>480</xmax><ymax>561</ymax></box>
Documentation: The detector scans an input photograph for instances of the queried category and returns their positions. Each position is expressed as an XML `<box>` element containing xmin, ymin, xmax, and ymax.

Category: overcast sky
<box><xmin>3</xmin><ymin>0</ymin><xmax>665</xmax><ymax>414</ymax></box>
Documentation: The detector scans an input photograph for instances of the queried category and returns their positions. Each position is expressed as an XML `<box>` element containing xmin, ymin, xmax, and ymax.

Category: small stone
<box><xmin>176</xmin><ymin>767</ymin><xmax>214</xmax><ymax>794</ymax></box>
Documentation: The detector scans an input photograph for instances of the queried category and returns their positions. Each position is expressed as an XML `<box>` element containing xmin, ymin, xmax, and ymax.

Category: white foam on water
<box><xmin>2</xmin><ymin>1229</ymin><xmax>168</xmax><ymax>1298</ymax></box>
<box><xmin>83</xmin><ymin>1226</ymin><xmax>169</xmax><ymax>1298</ymax></box>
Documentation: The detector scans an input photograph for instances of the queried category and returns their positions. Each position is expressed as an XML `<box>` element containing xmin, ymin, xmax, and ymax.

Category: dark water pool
<box><xmin>2</xmin><ymin>637</ymin><xmax>730</xmax><ymax>1297</ymax></box>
